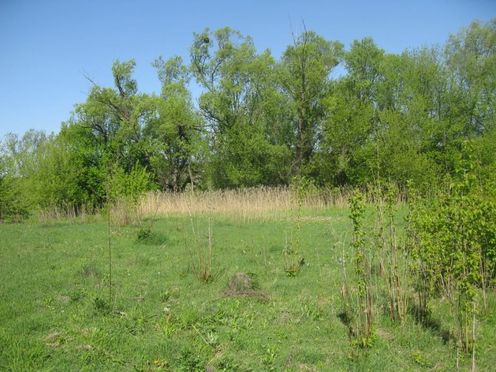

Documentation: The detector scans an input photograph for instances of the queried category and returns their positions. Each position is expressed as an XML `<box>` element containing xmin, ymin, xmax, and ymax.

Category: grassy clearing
<box><xmin>1</xmin><ymin>205</ymin><xmax>495</xmax><ymax>371</ymax></box>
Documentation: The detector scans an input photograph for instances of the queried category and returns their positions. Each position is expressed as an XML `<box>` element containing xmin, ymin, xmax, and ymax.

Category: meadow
<box><xmin>1</xmin><ymin>190</ymin><xmax>495</xmax><ymax>371</ymax></box>
<box><xmin>1</xmin><ymin>9</ymin><xmax>495</xmax><ymax>372</ymax></box>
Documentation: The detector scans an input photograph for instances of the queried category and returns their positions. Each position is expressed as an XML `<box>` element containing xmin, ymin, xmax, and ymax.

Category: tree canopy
<box><xmin>1</xmin><ymin>19</ymin><xmax>495</xmax><ymax>218</ymax></box>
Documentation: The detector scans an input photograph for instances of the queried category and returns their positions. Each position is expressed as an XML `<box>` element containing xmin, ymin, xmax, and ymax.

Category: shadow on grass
<box><xmin>337</xmin><ymin>311</ymin><xmax>355</xmax><ymax>338</ymax></box>
<box><xmin>408</xmin><ymin>304</ymin><xmax>452</xmax><ymax>344</ymax></box>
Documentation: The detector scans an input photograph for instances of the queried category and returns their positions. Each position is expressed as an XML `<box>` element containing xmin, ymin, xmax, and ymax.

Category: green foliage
<box><xmin>211</xmin><ymin>123</ymin><xmax>291</xmax><ymax>188</ymax></box>
<box><xmin>135</xmin><ymin>227</ymin><xmax>167</xmax><ymax>245</ymax></box>
<box><xmin>109</xmin><ymin>163</ymin><xmax>155</xmax><ymax>204</ymax></box>
<box><xmin>341</xmin><ymin>189</ymin><xmax>375</xmax><ymax>347</ymax></box>
<box><xmin>190</xmin><ymin>27</ymin><xmax>293</xmax><ymax>188</ymax></box>
<box><xmin>0</xmin><ymin>163</ymin><xmax>29</xmax><ymax>221</ymax></box>
<box><xmin>191</xmin><ymin>27</ymin><xmax>268</xmax><ymax>131</ymax></box>
<box><xmin>148</xmin><ymin>56</ymin><xmax>204</xmax><ymax>191</ymax></box>
<box><xmin>33</xmin><ymin>130</ymin><xmax>106</xmax><ymax>212</ymax></box>
<box><xmin>0</xmin><ymin>130</ymin><xmax>48</xmax><ymax>219</ymax></box>
<box><xmin>279</xmin><ymin>31</ymin><xmax>344</xmax><ymax>175</ymax></box>
<box><xmin>3</xmin><ymin>19</ymin><xmax>496</xmax><ymax>214</ymax></box>
<box><xmin>408</xmin><ymin>148</ymin><xmax>496</xmax><ymax>354</ymax></box>
<box><xmin>112</xmin><ymin>59</ymin><xmax>138</xmax><ymax>97</ymax></box>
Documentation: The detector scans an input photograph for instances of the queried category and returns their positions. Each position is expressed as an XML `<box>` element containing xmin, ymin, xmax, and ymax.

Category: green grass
<box><xmin>1</xmin><ymin>208</ymin><xmax>495</xmax><ymax>371</ymax></box>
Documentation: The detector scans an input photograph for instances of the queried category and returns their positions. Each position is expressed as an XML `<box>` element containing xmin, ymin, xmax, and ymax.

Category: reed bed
<box><xmin>34</xmin><ymin>186</ymin><xmax>406</xmax><ymax>224</ymax></box>
<box><xmin>137</xmin><ymin>186</ymin><xmax>352</xmax><ymax>220</ymax></box>
<box><xmin>36</xmin><ymin>205</ymin><xmax>96</xmax><ymax>224</ymax></box>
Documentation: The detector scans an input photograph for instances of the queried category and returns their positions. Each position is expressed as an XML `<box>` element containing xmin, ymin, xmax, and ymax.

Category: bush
<box><xmin>408</xmin><ymin>158</ymin><xmax>496</xmax><ymax>353</ymax></box>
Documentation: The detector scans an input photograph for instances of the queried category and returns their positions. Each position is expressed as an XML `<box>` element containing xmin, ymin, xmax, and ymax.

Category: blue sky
<box><xmin>1</xmin><ymin>0</ymin><xmax>494</xmax><ymax>137</ymax></box>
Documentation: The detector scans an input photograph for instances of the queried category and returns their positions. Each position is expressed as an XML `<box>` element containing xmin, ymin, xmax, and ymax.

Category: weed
<box><xmin>177</xmin><ymin>347</ymin><xmax>204</xmax><ymax>370</ymax></box>
<box><xmin>411</xmin><ymin>351</ymin><xmax>433</xmax><ymax>368</ymax></box>
<box><xmin>78</xmin><ymin>263</ymin><xmax>101</xmax><ymax>279</ymax></box>
<box><xmin>136</xmin><ymin>227</ymin><xmax>152</xmax><ymax>241</ymax></box>
<box><xmin>283</xmin><ymin>235</ymin><xmax>306</xmax><ymax>277</ymax></box>
<box><xmin>93</xmin><ymin>297</ymin><xmax>111</xmax><ymax>314</ymax></box>
<box><xmin>135</xmin><ymin>227</ymin><xmax>167</xmax><ymax>245</ymax></box>
<box><xmin>188</xmin><ymin>217</ymin><xmax>215</xmax><ymax>283</ymax></box>
<box><xmin>262</xmin><ymin>345</ymin><xmax>278</xmax><ymax>369</ymax></box>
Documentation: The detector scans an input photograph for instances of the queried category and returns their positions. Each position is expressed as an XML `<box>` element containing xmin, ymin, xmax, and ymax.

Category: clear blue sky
<box><xmin>1</xmin><ymin>0</ymin><xmax>494</xmax><ymax>137</ymax></box>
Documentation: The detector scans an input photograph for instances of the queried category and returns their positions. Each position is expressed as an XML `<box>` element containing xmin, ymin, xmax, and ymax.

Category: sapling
<box><xmin>284</xmin><ymin>176</ymin><xmax>309</xmax><ymax>276</ymax></box>
<box><xmin>348</xmin><ymin>189</ymin><xmax>374</xmax><ymax>346</ymax></box>
<box><xmin>375</xmin><ymin>183</ymin><xmax>407</xmax><ymax>322</ymax></box>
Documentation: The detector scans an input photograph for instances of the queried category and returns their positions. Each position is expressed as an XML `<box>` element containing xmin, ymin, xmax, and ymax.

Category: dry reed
<box><xmin>35</xmin><ymin>186</ymin><xmax>361</xmax><ymax>223</ymax></box>
<box><xmin>137</xmin><ymin>186</ymin><xmax>351</xmax><ymax>220</ymax></box>
<box><xmin>37</xmin><ymin>205</ymin><xmax>96</xmax><ymax>224</ymax></box>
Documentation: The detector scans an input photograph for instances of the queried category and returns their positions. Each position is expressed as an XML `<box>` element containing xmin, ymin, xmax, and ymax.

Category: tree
<box><xmin>278</xmin><ymin>30</ymin><xmax>343</xmax><ymax>176</ymax></box>
<box><xmin>0</xmin><ymin>130</ymin><xmax>49</xmax><ymax>218</ymax></box>
<box><xmin>190</xmin><ymin>27</ymin><xmax>291</xmax><ymax>188</ymax></box>
<box><xmin>3</xmin><ymin>19</ymin><xmax>496</xmax><ymax>214</ymax></box>
<box><xmin>144</xmin><ymin>56</ymin><xmax>205</xmax><ymax>191</ymax></box>
<box><xmin>0</xmin><ymin>152</ymin><xmax>28</xmax><ymax>221</ymax></box>
<box><xmin>319</xmin><ymin>38</ymin><xmax>381</xmax><ymax>185</ymax></box>
<box><xmin>445</xmin><ymin>19</ymin><xmax>496</xmax><ymax>136</ymax></box>
<box><xmin>34</xmin><ymin>59</ymin><xmax>156</xmax><ymax>211</ymax></box>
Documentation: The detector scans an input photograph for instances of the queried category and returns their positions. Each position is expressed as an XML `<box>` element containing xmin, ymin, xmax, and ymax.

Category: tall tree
<box><xmin>320</xmin><ymin>38</ymin><xmax>381</xmax><ymax>184</ymax></box>
<box><xmin>445</xmin><ymin>19</ymin><xmax>496</xmax><ymax>136</ymax></box>
<box><xmin>190</xmin><ymin>27</ymin><xmax>291</xmax><ymax>187</ymax></box>
<box><xmin>279</xmin><ymin>30</ymin><xmax>343</xmax><ymax>175</ymax></box>
<box><xmin>144</xmin><ymin>56</ymin><xmax>205</xmax><ymax>191</ymax></box>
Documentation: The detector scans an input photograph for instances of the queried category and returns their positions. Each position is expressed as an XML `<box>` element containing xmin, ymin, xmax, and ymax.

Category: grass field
<box><xmin>1</xmin><ymin>205</ymin><xmax>495</xmax><ymax>371</ymax></box>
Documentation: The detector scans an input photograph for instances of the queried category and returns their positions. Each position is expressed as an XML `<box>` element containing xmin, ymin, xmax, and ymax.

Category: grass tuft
<box><xmin>135</xmin><ymin>227</ymin><xmax>167</xmax><ymax>245</ymax></box>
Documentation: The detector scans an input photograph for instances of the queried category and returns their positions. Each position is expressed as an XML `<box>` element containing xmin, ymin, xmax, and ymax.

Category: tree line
<box><xmin>1</xmin><ymin>19</ymin><xmax>495</xmax><ymax>218</ymax></box>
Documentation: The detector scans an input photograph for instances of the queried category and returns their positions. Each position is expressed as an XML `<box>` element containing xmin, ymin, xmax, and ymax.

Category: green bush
<box><xmin>408</xmin><ymin>156</ymin><xmax>496</xmax><ymax>353</ymax></box>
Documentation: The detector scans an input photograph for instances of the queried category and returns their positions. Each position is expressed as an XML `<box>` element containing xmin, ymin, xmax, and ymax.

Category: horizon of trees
<box><xmin>1</xmin><ymin>18</ymin><xmax>496</xmax><ymax>218</ymax></box>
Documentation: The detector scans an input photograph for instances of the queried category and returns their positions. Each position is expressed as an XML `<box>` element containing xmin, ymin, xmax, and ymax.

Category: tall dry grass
<box><xmin>137</xmin><ymin>186</ymin><xmax>352</xmax><ymax>220</ymax></box>
<box><xmin>36</xmin><ymin>205</ymin><xmax>97</xmax><ymax>224</ymax></box>
<box><xmin>35</xmin><ymin>186</ymin><xmax>404</xmax><ymax>224</ymax></box>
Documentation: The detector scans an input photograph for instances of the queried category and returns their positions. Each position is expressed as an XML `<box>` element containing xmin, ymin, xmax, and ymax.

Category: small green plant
<box><xmin>136</xmin><ymin>227</ymin><xmax>152</xmax><ymax>241</ymax></box>
<box><xmin>177</xmin><ymin>347</ymin><xmax>204</xmax><ymax>370</ymax></box>
<box><xmin>262</xmin><ymin>344</ymin><xmax>277</xmax><ymax>369</ymax></box>
<box><xmin>188</xmin><ymin>217</ymin><xmax>215</xmax><ymax>283</ymax></box>
<box><xmin>93</xmin><ymin>296</ymin><xmax>111</xmax><ymax>314</ymax></box>
<box><xmin>135</xmin><ymin>226</ymin><xmax>167</xmax><ymax>245</ymax></box>
<box><xmin>411</xmin><ymin>350</ymin><xmax>433</xmax><ymax>368</ymax></box>
<box><xmin>283</xmin><ymin>232</ymin><xmax>305</xmax><ymax>277</ymax></box>
<box><xmin>78</xmin><ymin>262</ymin><xmax>101</xmax><ymax>279</ymax></box>
<box><xmin>284</xmin><ymin>176</ymin><xmax>313</xmax><ymax>276</ymax></box>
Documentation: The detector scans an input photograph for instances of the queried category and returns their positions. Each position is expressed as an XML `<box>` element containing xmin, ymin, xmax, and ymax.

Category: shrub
<box><xmin>408</xmin><ymin>157</ymin><xmax>496</xmax><ymax>357</ymax></box>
